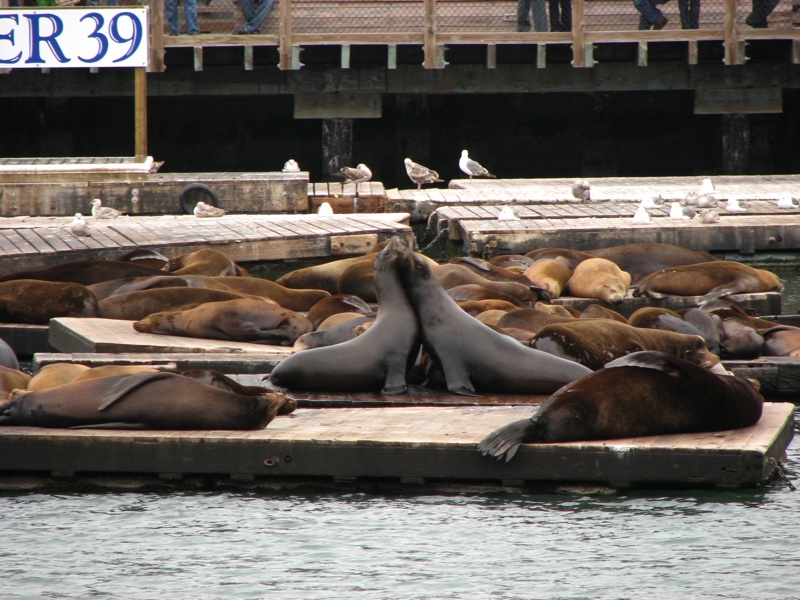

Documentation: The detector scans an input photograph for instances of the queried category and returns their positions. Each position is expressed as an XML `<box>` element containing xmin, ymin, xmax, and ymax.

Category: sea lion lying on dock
<box><xmin>586</xmin><ymin>243</ymin><xmax>717</xmax><ymax>285</ymax></box>
<box><xmin>98</xmin><ymin>287</ymin><xmax>257</xmax><ymax>321</ymax></box>
<box><xmin>164</xmin><ymin>248</ymin><xmax>250</xmax><ymax>277</ymax></box>
<box><xmin>0</xmin><ymin>280</ymin><xmax>99</xmax><ymax>324</ymax></box>
<box><xmin>0</xmin><ymin>371</ymin><xmax>293</xmax><ymax>430</ymax></box>
<box><xmin>0</xmin><ymin>260</ymin><xmax>169</xmax><ymax>286</ymax></box>
<box><xmin>478</xmin><ymin>351</ymin><xmax>764</xmax><ymax>461</ymax></box>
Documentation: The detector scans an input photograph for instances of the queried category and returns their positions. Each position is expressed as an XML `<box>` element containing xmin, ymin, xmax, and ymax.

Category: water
<box><xmin>2</xmin><ymin>260</ymin><xmax>799</xmax><ymax>599</ymax></box>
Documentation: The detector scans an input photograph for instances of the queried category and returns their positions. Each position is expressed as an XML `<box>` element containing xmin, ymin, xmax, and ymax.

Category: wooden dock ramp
<box><xmin>0</xmin><ymin>403</ymin><xmax>793</xmax><ymax>490</ymax></box>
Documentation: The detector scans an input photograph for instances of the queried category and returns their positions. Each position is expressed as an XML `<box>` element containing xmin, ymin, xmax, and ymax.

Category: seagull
<box><xmin>282</xmin><ymin>159</ymin><xmax>300</xmax><ymax>173</ymax></box>
<box><xmin>149</xmin><ymin>160</ymin><xmax>165</xmax><ymax>173</ymax></box>
<box><xmin>698</xmin><ymin>178</ymin><xmax>715</xmax><ymax>194</ymax></box>
<box><xmin>317</xmin><ymin>202</ymin><xmax>334</xmax><ymax>216</ymax></box>
<box><xmin>700</xmin><ymin>209</ymin><xmax>720</xmax><ymax>223</ymax></box>
<box><xmin>193</xmin><ymin>201</ymin><xmax>226</xmax><ymax>218</ymax></box>
<box><xmin>404</xmin><ymin>158</ymin><xmax>443</xmax><ymax>190</ymax></box>
<box><xmin>497</xmin><ymin>206</ymin><xmax>518</xmax><ymax>220</ymax></box>
<box><xmin>669</xmin><ymin>202</ymin><xmax>695</xmax><ymax>220</ymax></box>
<box><xmin>684</xmin><ymin>190</ymin><xmax>699</xmax><ymax>206</ymax></box>
<box><xmin>459</xmin><ymin>150</ymin><xmax>495</xmax><ymax>179</ymax></box>
<box><xmin>69</xmin><ymin>213</ymin><xmax>91</xmax><ymax>237</ymax></box>
<box><xmin>777</xmin><ymin>195</ymin><xmax>799</xmax><ymax>208</ymax></box>
<box><xmin>725</xmin><ymin>198</ymin><xmax>747</xmax><ymax>213</ymax></box>
<box><xmin>631</xmin><ymin>203</ymin><xmax>652</xmax><ymax>224</ymax></box>
<box><xmin>571</xmin><ymin>179</ymin><xmax>591</xmax><ymax>202</ymax></box>
<box><xmin>334</xmin><ymin>163</ymin><xmax>373</xmax><ymax>193</ymax></box>
<box><xmin>640</xmin><ymin>195</ymin><xmax>663</xmax><ymax>209</ymax></box>
<box><xmin>695</xmin><ymin>193</ymin><xmax>718</xmax><ymax>208</ymax></box>
<box><xmin>90</xmin><ymin>198</ymin><xmax>123</xmax><ymax>219</ymax></box>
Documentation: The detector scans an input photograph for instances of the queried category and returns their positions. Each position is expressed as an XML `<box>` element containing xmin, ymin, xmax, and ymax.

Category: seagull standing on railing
<box><xmin>404</xmin><ymin>158</ymin><xmax>443</xmax><ymax>190</ymax></box>
<box><xmin>459</xmin><ymin>150</ymin><xmax>495</xmax><ymax>179</ymax></box>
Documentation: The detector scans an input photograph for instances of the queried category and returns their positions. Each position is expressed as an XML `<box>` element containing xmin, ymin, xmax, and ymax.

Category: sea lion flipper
<box><xmin>97</xmin><ymin>372</ymin><xmax>175</xmax><ymax>411</ymax></box>
<box><xmin>604</xmin><ymin>351</ymin><xmax>683</xmax><ymax>377</ymax></box>
<box><xmin>448</xmin><ymin>385</ymin><xmax>482</xmax><ymax>397</ymax></box>
<box><xmin>381</xmin><ymin>384</ymin><xmax>408</xmax><ymax>396</ymax></box>
<box><xmin>70</xmin><ymin>422</ymin><xmax>149</xmax><ymax>429</ymax></box>
<box><xmin>477</xmin><ymin>418</ymin><xmax>531</xmax><ymax>462</ymax></box>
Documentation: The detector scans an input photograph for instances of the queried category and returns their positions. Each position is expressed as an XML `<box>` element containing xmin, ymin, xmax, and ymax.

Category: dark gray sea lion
<box><xmin>176</xmin><ymin>369</ymin><xmax>297</xmax><ymax>415</ymax></box>
<box><xmin>98</xmin><ymin>287</ymin><xmax>253</xmax><ymax>321</ymax></box>
<box><xmin>478</xmin><ymin>350</ymin><xmax>764</xmax><ymax>461</ymax></box>
<box><xmin>678</xmin><ymin>307</ymin><xmax>724</xmax><ymax>354</ymax></box>
<box><xmin>267</xmin><ymin>237</ymin><xmax>420</xmax><ymax>395</ymax></box>
<box><xmin>633</xmin><ymin>261</ymin><xmax>783</xmax><ymax>301</ymax></box>
<box><xmin>398</xmin><ymin>247</ymin><xmax>592</xmax><ymax>395</ymax></box>
<box><xmin>566</xmin><ymin>258</ymin><xmax>632</xmax><ymax>305</ymax></box>
<box><xmin>530</xmin><ymin>319</ymin><xmax>719</xmax><ymax>370</ymax></box>
<box><xmin>719</xmin><ymin>318</ymin><xmax>764</xmax><ymax>359</ymax></box>
<box><xmin>292</xmin><ymin>315</ymin><xmax>376</xmax><ymax>352</ymax></box>
<box><xmin>133</xmin><ymin>298</ymin><xmax>313</xmax><ymax>345</ymax></box>
<box><xmin>0</xmin><ymin>260</ymin><xmax>169</xmax><ymax>286</ymax></box>
<box><xmin>0</xmin><ymin>338</ymin><xmax>19</xmax><ymax>370</ymax></box>
<box><xmin>629</xmin><ymin>307</ymin><xmax>722</xmax><ymax>356</ymax></box>
<box><xmin>0</xmin><ymin>280</ymin><xmax>99</xmax><ymax>324</ymax></box>
<box><xmin>587</xmin><ymin>243</ymin><xmax>718</xmax><ymax>285</ymax></box>
<box><xmin>762</xmin><ymin>325</ymin><xmax>800</xmax><ymax>357</ymax></box>
<box><xmin>0</xmin><ymin>371</ymin><xmax>293</xmax><ymax>430</ymax></box>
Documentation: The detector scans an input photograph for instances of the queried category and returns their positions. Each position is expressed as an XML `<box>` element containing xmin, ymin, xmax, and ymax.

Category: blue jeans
<box><xmin>678</xmin><ymin>0</ymin><xmax>700</xmax><ymax>28</ymax></box>
<box><xmin>517</xmin><ymin>0</ymin><xmax>548</xmax><ymax>31</ymax></box>
<box><xmin>633</xmin><ymin>0</ymin><xmax>663</xmax><ymax>28</ymax></box>
<box><xmin>237</xmin><ymin>0</ymin><xmax>276</xmax><ymax>33</ymax></box>
<box><xmin>87</xmin><ymin>0</ymin><xmax>119</xmax><ymax>5</ymax></box>
<box><xmin>166</xmin><ymin>0</ymin><xmax>200</xmax><ymax>35</ymax></box>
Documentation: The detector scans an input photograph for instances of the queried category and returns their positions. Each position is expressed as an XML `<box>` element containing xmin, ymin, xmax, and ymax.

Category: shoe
<box><xmin>653</xmin><ymin>16</ymin><xmax>668</xmax><ymax>30</ymax></box>
<box><xmin>745</xmin><ymin>14</ymin><xmax>768</xmax><ymax>27</ymax></box>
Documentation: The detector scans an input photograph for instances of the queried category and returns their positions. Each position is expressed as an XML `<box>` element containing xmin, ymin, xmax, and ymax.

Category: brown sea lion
<box><xmin>719</xmin><ymin>318</ymin><xmax>764</xmax><ymax>359</ymax></box>
<box><xmin>165</xmin><ymin>248</ymin><xmax>250</xmax><ymax>277</ymax></box>
<box><xmin>115</xmin><ymin>248</ymin><xmax>170</xmax><ymax>269</ymax></box>
<box><xmin>0</xmin><ymin>280</ymin><xmax>99</xmax><ymax>324</ymax></box>
<box><xmin>268</xmin><ymin>237</ymin><xmax>420</xmax><ymax>395</ymax></box>
<box><xmin>305</xmin><ymin>294</ymin><xmax>374</xmax><ymax>330</ymax></box>
<box><xmin>762</xmin><ymin>325</ymin><xmax>800</xmax><ymax>357</ymax></box>
<box><xmin>176</xmin><ymin>369</ymin><xmax>297</xmax><ymax>415</ymax></box>
<box><xmin>633</xmin><ymin>261</ymin><xmax>782</xmax><ymax>301</ymax></box>
<box><xmin>579</xmin><ymin>304</ymin><xmax>627</xmax><ymax>322</ymax></box>
<box><xmin>133</xmin><ymin>298</ymin><xmax>313</xmax><ymax>346</ymax></box>
<box><xmin>447</xmin><ymin>256</ymin><xmax>547</xmax><ymax>289</ymax></box>
<box><xmin>337</xmin><ymin>254</ymin><xmax>380</xmax><ymax>302</ymax></box>
<box><xmin>72</xmin><ymin>365</ymin><xmax>165</xmax><ymax>382</ymax></box>
<box><xmin>292</xmin><ymin>315</ymin><xmax>376</xmax><ymax>352</ymax></box>
<box><xmin>87</xmin><ymin>275</ymin><xmax>193</xmax><ymax>301</ymax></box>
<box><xmin>566</xmin><ymin>258</ymin><xmax>632</xmax><ymax>305</ymax></box>
<box><xmin>475</xmin><ymin>309</ymin><xmax>512</xmax><ymax>328</ymax></box>
<box><xmin>397</xmin><ymin>246</ymin><xmax>592</xmax><ymax>395</ymax></box>
<box><xmin>478</xmin><ymin>351</ymin><xmax>764</xmax><ymax>461</ymax></box>
<box><xmin>524</xmin><ymin>248</ymin><xmax>593</xmax><ymax>270</ymax></box>
<box><xmin>98</xmin><ymin>287</ymin><xmax>254</xmax><ymax>321</ymax></box>
<box><xmin>0</xmin><ymin>260</ymin><xmax>170</xmax><ymax>286</ymax></box>
<box><xmin>530</xmin><ymin>319</ymin><xmax>719</xmax><ymax>370</ymax></box>
<box><xmin>457</xmin><ymin>299</ymin><xmax>518</xmax><ymax>317</ymax></box>
<box><xmin>27</xmin><ymin>363</ymin><xmax>91</xmax><ymax>391</ymax></box>
<box><xmin>0</xmin><ymin>365</ymin><xmax>31</xmax><ymax>400</ymax></box>
<box><xmin>0</xmin><ymin>371</ymin><xmax>292</xmax><ymax>430</ymax></box>
<box><xmin>534</xmin><ymin>302</ymin><xmax>579</xmax><ymax>318</ymax></box>
<box><xmin>433</xmin><ymin>263</ymin><xmax>549</xmax><ymax>304</ymax></box>
<box><xmin>587</xmin><ymin>243</ymin><xmax>718</xmax><ymax>285</ymax></box>
<box><xmin>209</xmin><ymin>277</ymin><xmax>330</xmax><ymax>312</ymax></box>
<box><xmin>488</xmin><ymin>254</ymin><xmax>534</xmax><ymax>272</ymax></box>
<box><xmin>445</xmin><ymin>284</ymin><xmax>526</xmax><ymax>307</ymax></box>
<box><xmin>495</xmin><ymin>307</ymin><xmax>576</xmax><ymax>334</ymax></box>
<box><xmin>522</xmin><ymin>257</ymin><xmax>573</xmax><ymax>299</ymax></box>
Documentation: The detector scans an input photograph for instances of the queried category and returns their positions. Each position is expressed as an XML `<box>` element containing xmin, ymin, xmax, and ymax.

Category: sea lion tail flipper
<box><xmin>477</xmin><ymin>418</ymin><xmax>532</xmax><ymax>462</ymax></box>
<box><xmin>699</xmin><ymin>287</ymin><xmax>733</xmax><ymax>304</ymax></box>
<box><xmin>604</xmin><ymin>351</ymin><xmax>682</xmax><ymax>377</ymax></box>
<box><xmin>97</xmin><ymin>372</ymin><xmax>176</xmax><ymax>411</ymax></box>
<box><xmin>0</xmin><ymin>390</ymin><xmax>28</xmax><ymax>425</ymax></box>
<box><xmin>448</xmin><ymin>385</ymin><xmax>482</xmax><ymax>397</ymax></box>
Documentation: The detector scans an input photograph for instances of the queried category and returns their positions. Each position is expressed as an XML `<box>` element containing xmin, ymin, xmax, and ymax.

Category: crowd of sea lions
<box><xmin>0</xmin><ymin>237</ymin><xmax>789</xmax><ymax>459</ymax></box>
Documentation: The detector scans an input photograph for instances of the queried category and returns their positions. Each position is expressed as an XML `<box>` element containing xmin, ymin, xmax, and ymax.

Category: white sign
<box><xmin>0</xmin><ymin>7</ymin><xmax>148</xmax><ymax>68</ymax></box>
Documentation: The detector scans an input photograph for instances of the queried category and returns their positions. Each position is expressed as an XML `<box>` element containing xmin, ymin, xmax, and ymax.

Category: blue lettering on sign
<box><xmin>109</xmin><ymin>13</ymin><xmax>143</xmax><ymax>62</ymax></box>
<box><xmin>26</xmin><ymin>14</ymin><xmax>69</xmax><ymax>64</ymax></box>
<box><xmin>0</xmin><ymin>14</ymin><xmax>22</xmax><ymax>64</ymax></box>
<box><xmin>78</xmin><ymin>12</ymin><xmax>108</xmax><ymax>63</ymax></box>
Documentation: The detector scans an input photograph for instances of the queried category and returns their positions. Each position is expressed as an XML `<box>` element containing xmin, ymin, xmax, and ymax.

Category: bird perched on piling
<box><xmin>69</xmin><ymin>213</ymin><xmax>91</xmax><ymax>237</ymax></box>
<box><xmin>317</xmin><ymin>202</ymin><xmax>334</xmax><ymax>216</ymax></box>
<box><xmin>334</xmin><ymin>163</ymin><xmax>373</xmax><ymax>192</ymax></box>
<box><xmin>90</xmin><ymin>198</ymin><xmax>123</xmax><ymax>219</ymax></box>
<box><xmin>193</xmin><ymin>201</ymin><xmax>226</xmax><ymax>218</ymax></box>
<box><xmin>571</xmin><ymin>179</ymin><xmax>591</xmax><ymax>202</ymax></box>
<box><xmin>459</xmin><ymin>150</ymin><xmax>495</xmax><ymax>180</ymax></box>
<box><xmin>282</xmin><ymin>159</ymin><xmax>301</xmax><ymax>173</ymax></box>
<box><xmin>404</xmin><ymin>158</ymin><xmax>443</xmax><ymax>190</ymax></box>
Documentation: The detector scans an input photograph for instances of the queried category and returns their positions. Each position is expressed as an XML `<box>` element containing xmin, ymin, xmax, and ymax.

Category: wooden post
<box><xmin>150</xmin><ymin>0</ymin><xmax>166</xmax><ymax>73</ymax></box>
<box><xmin>134</xmin><ymin>68</ymin><xmax>147</xmax><ymax>163</ymax></box>
<box><xmin>721</xmin><ymin>114</ymin><xmax>749</xmax><ymax>174</ymax></box>
<box><xmin>572</xmin><ymin>0</ymin><xmax>586</xmax><ymax>68</ymax></box>
<box><xmin>322</xmin><ymin>119</ymin><xmax>353</xmax><ymax>178</ymax></box>
<box><xmin>723</xmin><ymin>0</ymin><xmax>739</xmax><ymax>66</ymax></box>
<box><xmin>279</xmin><ymin>0</ymin><xmax>294</xmax><ymax>70</ymax></box>
<box><xmin>423</xmin><ymin>0</ymin><xmax>440</xmax><ymax>69</ymax></box>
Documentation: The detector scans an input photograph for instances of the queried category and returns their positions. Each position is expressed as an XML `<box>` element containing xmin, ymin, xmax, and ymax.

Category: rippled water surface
<box><xmin>2</xmin><ymin>407</ymin><xmax>798</xmax><ymax>600</ymax></box>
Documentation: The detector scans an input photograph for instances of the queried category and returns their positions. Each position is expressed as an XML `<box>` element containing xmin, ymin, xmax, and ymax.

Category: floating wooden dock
<box><xmin>0</xmin><ymin>402</ymin><xmax>793</xmax><ymax>490</ymax></box>
<box><xmin>0</xmin><ymin>212</ymin><xmax>412</xmax><ymax>273</ymax></box>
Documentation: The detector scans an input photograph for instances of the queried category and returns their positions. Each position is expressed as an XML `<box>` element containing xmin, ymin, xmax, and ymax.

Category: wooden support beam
<box><xmin>322</xmin><ymin>118</ymin><xmax>352</xmax><ymax>177</ymax></box>
<box><xmin>793</xmin><ymin>40</ymin><xmax>800</xmax><ymax>64</ymax></box>
<box><xmin>341</xmin><ymin>45</ymin><xmax>350</xmax><ymax>69</ymax></box>
<box><xmin>688</xmin><ymin>40</ymin><xmax>698</xmax><ymax>65</ymax></box>
<box><xmin>695</xmin><ymin>88</ymin><xmax>782</xmax><ymax>114</ymax></box>
<box><xmin>723</xmin><ymin>0</ymin><xmax>739</xmax><ymax>65</ymax></box>
<box><xmin>536</xmin><ymin>44</ymin><xmax>546</xmax><ymax>69</ymax></box>
<box><xmin>423</xmin><ymin>0</ymin><xmax>443</xmax><ymax>69</ymax></box>
<box><xmin>387</xmin><ymin>44</ymin><xmax>397</xmax><ymax>70</ymax></box>
<box><xmin>279</xmin><ymin>0</ymin><xmax>295</xmax><ymax>70</ymax></box>
<box><xmin>637</xmin><ymin>41</ymin><xmax>647</xmax><ymax>66</ymax></box>
<box><xmin>487</xmin><ymin>44</ymin><xmax>497</xmax><ymax>69</ymax></box>
<box><xmin>194</xmin><ymin>46</ymin><xmax>204</xmax><ymax>71</ymax></box>
<box><xmin>134</xmin><ymin>68</ymin><xmax>147</xmax><ymax>163</ymax></box>
<box><xmin>244</xmin><ymin>46</ymin><xmax>253</xmax><ymax>71</ymax></box>
<box><xmin>721</xmin><ymin>113</ymin><xmax>750</xmax><ymax>174</ymax></box>
<box><xmin>150</xmin><ymin>0</ymin><xmax>166</xmax><ymax>72</ymax></box>
<box><xmin>572</xmin><ymin>0</ymin><xmax>586</xmax><ymax>68</ymax></box>
<box><xmin>295</xmin><ymin>93</ymin><xmax>382</xmax><ymax>119</ymax></box>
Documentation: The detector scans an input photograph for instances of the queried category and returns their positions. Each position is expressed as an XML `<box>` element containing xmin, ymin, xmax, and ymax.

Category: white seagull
<box><xmin>90</xmin><ymin>198</ymin><xmax>123</xmax><ymax>219</ymax></box>
<box><xmin>193</xmin><ymin>201</ymin><xmax>226</xmax><ymax>218</ymax></box>
<box><xmin>282</xmin><ymin>159</ymin><xmax>301</xmax><ymax>173</ymax></box>
<box><xmin>459</xmin><ymin>150</ymin><xmax>495</xmax><ymax>180</ymax></box>
<box><xmin>334</xmin><ymin>163</ymin><xmax>373</xmax><ymax>193</ymax></box>
<box><xmin>669</xmin><ymin>202</ymin><xmax>694</xmax><ymax>220</ymax></box>
<box><xmin>497</xmin><ymin>206</ymin><xmax>518</xmax><ymax>220</ymax></box>
<box><xmin>631</xmin><ymin>203</ymin><xmax>652</xmax><ymax>224</ymax></box>
<box><xmin>69</xmin><ymin>213</ymin><xmax>91</xmax><ymax>237</ymax></box>
<box><xmin>317</xmin><ymin>202</ymin><xmax>334</xmax><ymax>216</ymax></box>
<box><xmin>725</xmin><ymin>198</ymin><xmax>747</xmax><ymax>213</ymax></box>
<box><xmin>640</xmin><ymin>195</ymin><xmax>663</xmax><ymax>209</ymax></box>
<box><xmin>777</xmin><ymin>195</ymin><xmax>799</xmax><ymax>208</ymax></box>
<box><xmin>571</xmin><ymin>179</ymin><xmax>591</xmax><ymax>202</ymax></box>
<box><xmin>700</xmin><ymin>209</ymin><xmax>720</xmax><ymax>223</ymax></box>
<box><xmin>698</xmin><ymin>178</ymin><xmax>715</xmax><ymax>194</ymax></box>
<box><xmin>404</xmin><ymin>158</ymin><xmax>443</xmax><ymax>190</ymax></box>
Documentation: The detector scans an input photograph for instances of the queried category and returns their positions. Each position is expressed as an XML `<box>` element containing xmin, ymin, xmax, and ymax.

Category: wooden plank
<box><xmin>0</xmin><ymin>403</ymin><xmax>792</xmax><ymax>489</ymax></box>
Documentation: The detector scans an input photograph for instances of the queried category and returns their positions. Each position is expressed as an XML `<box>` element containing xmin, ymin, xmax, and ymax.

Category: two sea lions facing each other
<box><xmin>478</xmin><ymin>350</ymin><xmax>764</xmax><ymax>461</ymax></box>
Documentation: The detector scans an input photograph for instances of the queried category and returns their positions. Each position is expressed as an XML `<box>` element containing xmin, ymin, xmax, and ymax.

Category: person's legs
<box><xmin>247</xmin><ymin>0</ymin><xmax>276</xmax><ymax>32</ymax></box>
<box><xmin>560</xmin><ymin>0</ymin><xmax>572</xmax><ymax>30</ymax></box>
<box><xmin>633</xmin><ymin>0</ymin><xmax>665</xmax><ymax>28</ymax></box>
<box><xmin>747</xmin><ymin>0</ymin><xmax>780</xmax><ymax>26</ymax></box>
<box><xmin>517</xmin><ymin>0</ymin><xmax>532</xmax><ymax>32</ymax></box>
<box><xmin>165</xmin><ymin>0</ymin><xmax>180</xmax><ymax>35</ymax></box>
<box><xmin>183</xmin><ymin>0</ymin><xmax>200</xmax><ymax>34</ymax></box>
<box><xmin>531</xmin><ymin>0</ymin><xmax>548</xmax><ymax>31</ymax></box>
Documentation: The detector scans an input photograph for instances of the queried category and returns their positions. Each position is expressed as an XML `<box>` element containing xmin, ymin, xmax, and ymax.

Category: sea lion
<box><xmin>488</xmin><ymin>254</ymin><xmax>534</xmax><ymax>272</ymax></box>
<box><xmin>305</xmin><ymin>294</ymin><xmax>374</xmax><ymax>330</ymax></box>
<box><xmin>0</xmin><ymin>365</ymin><xmax>31</xmax><ymax>400</ymax></box>
<box><xmin>633</xmin><ymin>261</ymin><xmax>782</xmax><ymax>301</ymax></box>
<box><xmin>719</xmin><ymin>318</ymin><xmax>764</xmax><ymax>359</ymax></box>
<box><xmin>176</xmin><ymin>369</ymin><xmax>297</xmax><ymax>415</ymax></box>
<box><xmin>433</xmin><ymin>263</ymin><xmax>548</xmax><ymax>304</ymax></box>
<box><xmin>566</xmin><ymin>258</ymin><xmax>632</xmax><ymax>305</ymax></box>
<box><xmin>398</xmin><ymin>246</ymin><xmax>592</xmax><ymax>395</ymax></box>
<box><xmin>98</xmin><ymin>287</ymin><xmax>254</xmax><ymax>321</ymax></box>
<box><xmin>0</xmin><ymin>260</ymin><xmax>170</xmax><ymax>286</ymax></box>
<box><xmin>447</xmin><ymin>257</ymin><xmax>547</xmax><ymax>289</ymax></box>
<box><xmin>679</xmin><ymin>307</ymin><xmax>724</xmax><ymax>354</ymax></box>
<box><xmin>72</xmin><ymin>365</ymin><xmax>165</xmax><ymax>382</ymax></box>
<box><xmin>522</xmin><ymin>257</ymin><xmax>573</xmax><ymax>299</ymax></box>
<box><xmin>587</xmin><ymin>243</ymin><xmax>718</xmax><ymax>285</ymax></box>
<box><xmin>495</xmin><ymin>307</ymin><xmax>576</xmax><ymax>335</ymax></box>
<box><xmin>133</xmin><ymin>298</ymin><xmax>313</xmax><ymax>346</ymax></box>
<box><xmin>27</xmin><ymin>363</ymin><xmax>92</xmax><ymax>391</ymax></box>
<box><xmin>267</xmin><ymin>237</ymin><xmax>420</xmax><ymax>395</ymax></box>
<box><xmin>0</xmin><ymin>338</ymin><xmax>19</xmax><ymax>370</ymax></box>
<box><xmin>762</xmin><ymin>325</ymin><xmax>800</xmax><ymax>357</ymax></box>
<box><xmin>445</xmin><ymin>284</ymin><xmax>526</xmax><ymax>307</ymax></box>
<box><xmin>457</xmin><ymin>299</ymin><xmax>518</xmax><ymax>317</ymax></box>
<box><xmin>534</xmin><ymin>302</ymin><xmax>579</xmax><ymax>317</ymax></box>
<box><xmin>165</xmin><ymin>249</ymin><xmax>250</xmax><ymax>277</ymax></box>
<box><xmin>579</xmin><ymin>304</ymin><xmax>627</xmax><ymax>323</ymax></box>
<box><xmin>337</xmin><ymin>254</ymin><xmax>380</xmax><ymax>302</ymax></box>
<box><xmin>209</xmin><ymin>277</ymin><xmax>330</xmax><ymax>312</ymax></box>
<box><xmin>478</xmin><ymin>350</ymin><xmax>764</xmax><ymax>461</ymax></box>
<box><xmin>629</xmin><ymin>306</ymin><xmax>722</xmax><ymax>355</ymax></box>
<box><xmin>292</xmin><ymin>315</ymin><xmax>375</xmax><ymax>352</ymax></box>
<box><xmin>524</xmin><ymin>248</ymin><xmax>593</xmax><ymax>270</ymax></box>
<box><xmin>87</xmin><ymin>275</ymin><xmax>193</xmax><ymax>301</ymax></box>
<box><xmin>0</xmin><ymin>280</ymin><xmax>99</xmax><ymax>324</ymax></box>
<box><xmin>0</xmin><ymin>371</ymin><xmax>292</xmax><ymax>430</ymax></box>
<box><xmin>530</xmin><ymin>319</ymin><xmax>720</xmax><ymax>370</ymax></box>
<box><xmin>115</xmin><ymin>248</ymin><xmax>170</xmax><ymax>269</ymax></box>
